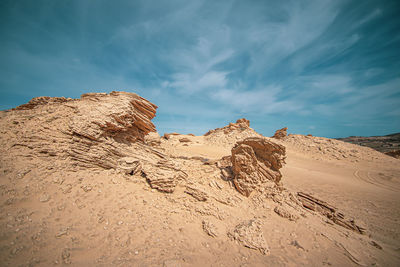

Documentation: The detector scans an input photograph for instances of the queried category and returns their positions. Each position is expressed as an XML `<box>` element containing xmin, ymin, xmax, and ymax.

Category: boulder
<box><xmin>231</xmin><ymin>137</ymin><xmax>286</xmax><ymax>196</ymax></box>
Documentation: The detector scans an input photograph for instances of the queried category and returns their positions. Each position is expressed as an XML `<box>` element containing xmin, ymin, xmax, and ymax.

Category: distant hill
<box><xmin>337</xmin><ymin>133</ymin><xmax>400</xmax><ymax>157</ymax></box>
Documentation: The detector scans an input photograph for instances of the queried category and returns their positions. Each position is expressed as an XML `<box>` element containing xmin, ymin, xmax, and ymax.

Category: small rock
<box><xmin>56</xmin><ymin>228</ymin><xmax>69</xmax><ymax>238</ymax></box>
<box><xmin>62</xmin><ymin>248</ymin><xmax>71</xmax><ymax>264</ymax></box>
<box><xmin>53</xmin><ymin>177</ymin><xmax>64</xmax><ymax>185</ymax></box>
<box><xmin>81</xmin><ymin>185</ymin><xmax>92</xmax><ymax>192</ymax></box>
<box><xmin>185</xmin><ymin>186</ymin><xmax>208</xmax><ymax>201</ymax></box>
<box><xmin>202</xmin><ymin>220</ymin><xmax>218</xmax><ymax>237</ymax></box>
<box><xmin>274</xmin><ymin>205</ymin><xmax>299</xmax><ymax>221</ymax></box>
<box><xmin>39</xmin><ymin>193</ymin><xmax>50</xmax><ymax>202</ymax></box>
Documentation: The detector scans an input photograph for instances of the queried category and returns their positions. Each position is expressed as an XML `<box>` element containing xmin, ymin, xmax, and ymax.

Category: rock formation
<box><xmin>231</xmin><ymin>137</ymin><xmax>286</xmax><ymax>196</ymax></box>
<box><xmin>272</xmin><ymin>127</ymin><xmax>288</xmax><ymax>139</ymax></box>
<box><xmin>2</xmin><ymin>92</ymin><xmax>158</xmax><ymax>168</ymax></box>
<box><xmin>204</xmin><ymin>118</ymin><xmax>250</xmax><ymax>136</ymax></box>
<box><xmin>297</xmin><ymin>192</ymin><xmax>366</xmax><ymax>234</ymax></box>
<box><xmin>0</xmin><ymin>91</ymin><xmax>188</xmax><ymax>193</ymax></box>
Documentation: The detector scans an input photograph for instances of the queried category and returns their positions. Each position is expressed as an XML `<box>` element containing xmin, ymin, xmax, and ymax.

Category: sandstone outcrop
<box><xmin>297</xmin><ymin>192</ymin><xmax>366</xmax><ymax>234</ymax></box>
<box><xmin>203</xmin><ymin>118</ymin><xmax>262</xmax><ymax>147</ymax></box>
<box><xmin>231</xmin><ymin>137</ymin><xmax>286</xmax><ymax>196</ymax></box>
<box><xmin>272</xmin><ymin>127</ymin><xmax>288</xmax><ymax>139</ymax></box>
<box><xmin>0</xmin><ymin>91</ymin><xmax>171</xmax><ymax>173</ymax></box>
<box><xmin>204</xmin><ymin>118</ymin><xmax>250</xmax><ymax>136</ymax></box>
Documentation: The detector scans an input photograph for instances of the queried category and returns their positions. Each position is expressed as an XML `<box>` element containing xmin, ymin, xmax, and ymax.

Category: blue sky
<box><xmin>1</xmin><ymin>0</ymin><xmax>399</xmax><ymax>138</ymax></box>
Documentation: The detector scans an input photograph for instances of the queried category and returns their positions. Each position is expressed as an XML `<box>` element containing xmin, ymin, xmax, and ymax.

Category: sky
<box><xmin>1</xmin><ymin>0</ymin><xmax>399</xmax><ymax>138</ymax></box>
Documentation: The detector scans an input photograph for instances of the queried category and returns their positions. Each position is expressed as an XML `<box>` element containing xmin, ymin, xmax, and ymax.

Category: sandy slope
<box><xmin>1</xmin><ymin>94</ymin><xmax>400</xmax><ymax>266</ymax></box>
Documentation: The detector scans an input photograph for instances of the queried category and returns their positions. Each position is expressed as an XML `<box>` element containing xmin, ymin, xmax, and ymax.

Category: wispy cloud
<box><xmin>1</xmin><ymin>0</ymin><xmax>399</xmax><ymax>137</ymax></box>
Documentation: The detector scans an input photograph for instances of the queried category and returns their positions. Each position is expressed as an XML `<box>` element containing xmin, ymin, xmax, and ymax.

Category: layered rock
<box><xmin>272</xmin><ymin>127</ymin><xmax>288</xmax><ymax>139</ymax></box>
<box><xmin>143</xmin><ymin>159</ymin><xmax>188</xmax><ymax>193</ymax></box>
<box><xmin>297</xmin><ymin>192</ymin><xmax>366</xmax><ymax>234</ymax></box>
<box><xmin>1</xmin><ymin>91</ymin><xmax>161</xmax><ymax>169</ymax></box>
<box><xmin>231</xmin><ymin>137</ymin><xmax>286</xmax><ymax>196</ymax></box>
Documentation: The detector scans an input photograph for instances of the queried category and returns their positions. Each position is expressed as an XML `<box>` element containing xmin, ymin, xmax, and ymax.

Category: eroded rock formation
<box><xmin>1</xmin><ymin>91</ymin><xmax>186</xmax><ymax>193</ymax></box>
<box><xmin>272</xmin><ymin>127</ymin><xmax>288</xmax><ymax>139</ymax></box>
<box><xmin>297</xmin><ymin>192</ymin><xmax>366</xmax><ymax>234</ymax></box>
<box><xmin>231</xmin><ymin>137</ymin><xmax>286</xmax><ymax>196</ymax></box>
<box><xmin>204</xmin><ymin>118</ymin><xmax>250</xmax><ymax>136</ymax></box>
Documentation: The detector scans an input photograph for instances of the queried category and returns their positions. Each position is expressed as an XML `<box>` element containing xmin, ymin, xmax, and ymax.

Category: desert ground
<box><xmin>0</xmin><ymin>91</ymin><xmax>399</xmax><ymax>266</ymax></box>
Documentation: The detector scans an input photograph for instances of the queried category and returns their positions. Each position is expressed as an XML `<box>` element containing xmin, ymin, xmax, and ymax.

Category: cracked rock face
<box><xmin>231</xmin><ymin>137</ymin><xmax>286</xmax><ymax>197</ymax></box>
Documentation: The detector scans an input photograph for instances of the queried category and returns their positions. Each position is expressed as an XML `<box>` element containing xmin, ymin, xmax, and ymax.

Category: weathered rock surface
<box><xmin>217</xmin><ymin>156</ymin><xmax>233</xmax><ymax>180</ymax></box>
<box><xmin>13</xmin><ymin>96</ymin><xmax>71</xmax><ymax>110</ymax></box>
<box><xmin>117</xmin><ymin>157</ymin><xmax>142</xmax><ymax>176</ymax></box>
<box><xmin>145</xmin><ymin>132</ymin><xmax>162</xmax><ymax>146</ymax></box>
<box><xmin>272</xmin><ymin>127</ymin><xmax>288</xmax><ymax>139</ymax></box>
<box><xmin>231</xmin><ymin>137</ymin><xmax>286</xmax><ymax>196</ymax></box>
<box><xmin>297</xmin><ymin>192</ymin><xmax>366</xmax><ymax>234</ymax></box>
<box><xmin>143</xmin><ymin>160</ymin><xmax>187</xmax><ymax>193</ymax></box>
<box><xmin>185</xmin><ymin>186</ymin><xmax>208</xmax><ymax>201</ymax></box>
<box><xmin>274</xmin><ymin>205</ymin><xmax>299</xmax><ymax>221</ymax></box>
<box><xmin>228</xmin><ymin>220</ymin><xmax>269</xmax><ymax>254</ymax></box>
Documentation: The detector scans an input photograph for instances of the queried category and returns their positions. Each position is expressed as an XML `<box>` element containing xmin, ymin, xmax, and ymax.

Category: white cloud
<box><xmin>210</xmin><ymin>86</ymin><xmax>303</xmax><ymax>114</ymax></box>
<box><xmin>354</xmin><ymin>8</ymin><xmax>382</xmax><ymax>28</ymax></box>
